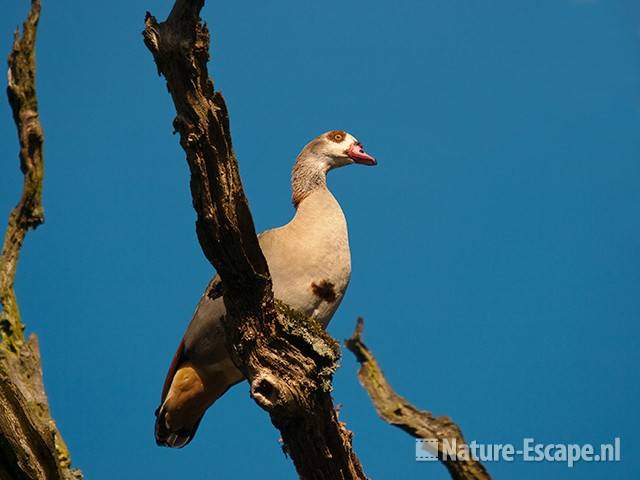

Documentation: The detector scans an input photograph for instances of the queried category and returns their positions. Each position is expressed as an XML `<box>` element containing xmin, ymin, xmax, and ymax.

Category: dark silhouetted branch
<box><xmin>345</xmin><ymin>318</ymin><xmax>490</xmax><ymax>480</ymax></box>
<box><xmin>142</xmin><ymin>2</ymin><xmax>365</xmax><ymax>478</ymax></box>
<box><xmin>0</xmin><ymin>1</ymin><xmax>82</xmax><ymax>479</ymax></box>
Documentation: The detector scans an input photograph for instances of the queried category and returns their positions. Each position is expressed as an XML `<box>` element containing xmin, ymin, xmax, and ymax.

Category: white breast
<box><xmin>258</xmin><ymin>187</ymin><xmax>351</xmax><ymax>326</ymax></box>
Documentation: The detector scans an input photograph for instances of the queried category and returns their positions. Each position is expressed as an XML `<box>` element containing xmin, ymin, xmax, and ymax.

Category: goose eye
<box><xmin>327</xmin><ymin>130</ymin><xmax>346</xmax><ymax>143</ymax></box>
<box><xmin>328</xmin><ymin>130</ymin><xmax>345</xmax><ymax>143</ymax></box>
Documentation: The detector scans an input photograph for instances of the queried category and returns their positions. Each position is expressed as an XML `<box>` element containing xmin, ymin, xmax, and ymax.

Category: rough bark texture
<box><xmin>142</xmin><ymin>2</ymin><xmax>365</xmax><ymax>478</ymax></box>
<box><xmin>0</xmin><ymin>1</ymin><xmax>82</xmax><ymax>479</ymax></box>
<box><xmin>345</xmin><ymin>318</ymin><xmax>490</xmax><ymax>480</ymax></box>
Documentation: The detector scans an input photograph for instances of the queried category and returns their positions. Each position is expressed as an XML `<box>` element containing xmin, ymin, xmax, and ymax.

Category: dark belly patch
<box><xmin>311</xmin><ymin>280</ymin><xmax>337</xmax><ymax>303</ymax></box>
<box><xmin>207</xmin><ymin>280</ymin><xmax>224</xmax><ymax>300</ymax></box>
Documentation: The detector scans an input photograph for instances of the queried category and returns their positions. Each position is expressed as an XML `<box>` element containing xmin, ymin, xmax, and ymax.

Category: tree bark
<box><xmin>345</xmin><ymin>318</ymin><xmax>491</xmax><ymax>480</ymax></box>
<box><xmin>142</xmin><ymin>2</ymin><xmax>365</xmax><ymax>479</ymax></box>
<box><xmin>0</xmin><ymin>1</ymin><xmax>82</xmax><ymax>479</ymax></box>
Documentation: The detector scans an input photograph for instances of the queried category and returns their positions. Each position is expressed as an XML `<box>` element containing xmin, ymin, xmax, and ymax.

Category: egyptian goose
<box><xmin>155</xmin><ymin>130</ymin><xmax>376</xmax><ymax>447</ymax></box>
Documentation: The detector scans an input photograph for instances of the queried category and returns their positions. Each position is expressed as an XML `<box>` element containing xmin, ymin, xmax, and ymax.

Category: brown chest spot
<box><xmin>311</xmin><ymin>280</ymin><xmax>337</xmax><ymax>303</ymax></box>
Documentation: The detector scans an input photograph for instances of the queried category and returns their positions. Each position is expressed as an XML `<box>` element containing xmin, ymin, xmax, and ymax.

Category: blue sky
<box><xmin>1</xmin><ymin>1</ymin><xmax>639</xmax><ymax>478</ymax></box>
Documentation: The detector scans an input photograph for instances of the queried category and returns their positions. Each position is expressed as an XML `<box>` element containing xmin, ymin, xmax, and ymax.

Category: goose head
<box><xmin>291</xmin><ymin>130</ymin><xmax>376</xmax><ymax>206</ymax></box>
<box><xmin>301</xmin><ymin>130</ymin><xmax>376</xmax><ymax>168</ymax></box>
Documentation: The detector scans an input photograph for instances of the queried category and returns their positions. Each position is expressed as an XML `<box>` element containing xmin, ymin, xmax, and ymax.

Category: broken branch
<box><xmin>345</xmin><ymin>318</ymin><xmax>490</xmax><ymax>480</ymax></box>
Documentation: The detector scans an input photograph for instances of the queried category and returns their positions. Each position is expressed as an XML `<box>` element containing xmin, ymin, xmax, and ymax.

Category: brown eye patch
<box><xmin>327</xmin><ymin>130</ymin><xmax>346</xmax><ymax>143</ymax></box>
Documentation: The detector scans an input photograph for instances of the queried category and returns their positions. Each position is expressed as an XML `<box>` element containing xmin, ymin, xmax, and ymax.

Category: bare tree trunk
<box><xmin>142</xmin><ymin>1</ymin><xmax>366</xmax><ymax>478</ymax></box>
<box><xmin>346</xmin><ymin>319</ymin><xmax>491</xmax><ymax>480</ymax></box>
<box><xmin>0</xmin><ymin>1</ymin><xmax>82</xmax><ymax>479</ymax></box>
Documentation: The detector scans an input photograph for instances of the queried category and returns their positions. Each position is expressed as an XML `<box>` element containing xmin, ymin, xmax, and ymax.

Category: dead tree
<box><xmin>0</xmin><ymin>1</ymin><xmax>489</xmax><ymax>479</ymax></box>
<box><xmin>143</xmin><ymin>1</ymin><xmax>365</xmax><ymax>478</ymax></box>
<box><xmin>0</xmin><ymin>1</ymin><xmax>82</xmax><ymax>479</ymax></box>
<box><xmin>142</xmin><ymin>1</ymin><xmax>490</xmax><ymax>479</ymax></box>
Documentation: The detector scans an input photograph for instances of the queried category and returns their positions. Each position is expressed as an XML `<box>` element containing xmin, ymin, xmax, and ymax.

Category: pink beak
<box><xmin>347</xmin><ymin>142</ymin><xmax>377</xmax><ymax>166</ymax></box>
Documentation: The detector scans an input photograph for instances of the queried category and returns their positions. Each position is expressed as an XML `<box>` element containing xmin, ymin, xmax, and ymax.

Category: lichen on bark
<box><xmin>0</xmin><ymin>1</ymin><xmax>81</xmax><ymax>478</ymax></box>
